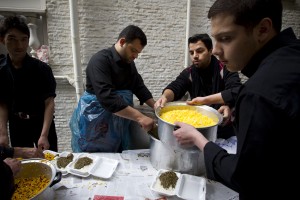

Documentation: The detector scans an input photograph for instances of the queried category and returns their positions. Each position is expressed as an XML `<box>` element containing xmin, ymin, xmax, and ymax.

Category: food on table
<box><xmin>12</xmin><ymin>175</ymin><xmax>50</xmax><ymax>200</ymax></box>
<box><xmin>57</xmin><ymin>153</ymin><xmax>74</xmax><ymax>168</ymax></box>
<box><xmin>159</xmin><ymin>170</ymin><xmax>178</xmax><ymax>190</ymax></box>
<box><xmin>160</xmin><ymin>108</ymin><xmax>216</xmax><ymax>128</ymax></box>
<box><xmin>74</xmin><ymin>156</ymin><xmax>93</xmax><ymax>169</ymax></box>
<box><xmin>44</xmin><ymin>152</ymin><xmax>58</xmax><ymax>161</ymax></box>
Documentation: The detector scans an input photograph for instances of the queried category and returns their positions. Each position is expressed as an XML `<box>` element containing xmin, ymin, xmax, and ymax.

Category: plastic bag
<box><xmin>70</xmin><ymin>90</ymin><xmax>133</xmax><ymax>152</ymax></box>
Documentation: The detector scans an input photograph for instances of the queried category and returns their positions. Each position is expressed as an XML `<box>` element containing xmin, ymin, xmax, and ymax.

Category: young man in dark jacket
<box><xmin>0</xmin><ymin>16</ymin><xmax>57</xmax><ymax>151</ymax></box>
<box><xmin>173</xmin><ymin>0</ymin><xmax>300</xmax><ymax>199</ymax></box>
<box><xmin>155</xmin><ymin>33</ymin><xmax>241</xmax><ymax>139</ymax></box>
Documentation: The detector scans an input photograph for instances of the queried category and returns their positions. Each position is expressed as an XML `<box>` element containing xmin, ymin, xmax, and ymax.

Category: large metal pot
<box><xmin>155</xmin><ymin>101</ymin><xmax>223</xmax><ymax>150</ymax></box>
<box><xmin>149</xmin><ymin>131</ymin><xmax>206</xmax><ymax>175</ymax></box>
<box><xmin>14</xmin><ymin>159</ymin><xmax>62</xmax><ymax>200</ymax></box>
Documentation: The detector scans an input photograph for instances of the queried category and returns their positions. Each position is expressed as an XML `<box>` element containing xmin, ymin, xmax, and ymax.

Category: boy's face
<box><xmin>3</xmin><ymin>28</ymin><xmax>29</xmax><ymax>61</ymax></box>
<box><xmin>210</xmin><ymin>13</ymin><xmax>259</xmax><ymax>72</ymax></box>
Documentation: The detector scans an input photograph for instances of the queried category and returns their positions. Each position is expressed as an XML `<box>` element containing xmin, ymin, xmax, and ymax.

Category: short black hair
<box><xmin>0</xmin><ymin>16</ymin><xmax>30</xmax><ymax>38</ymax></box>
<box><xmin>117</xmin><ymin>25</ymin><xmax>147</xmax><ymax>46</ymax></box>
<box><xmin>208</xmin><ymin>0</ymin><xmax>282</xmax><ymax>33</ymax></box>
<box><xmin>188</xmin><ymin>33</ymin><xmax>213</xmax><ymax>51</ymax></box>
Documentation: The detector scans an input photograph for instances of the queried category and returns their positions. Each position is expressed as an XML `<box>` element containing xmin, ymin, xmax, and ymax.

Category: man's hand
<box><xmin>173</xmin><ymin>122</ymin><xmax>209</xmax><ymax>151</ymax></box>
<box><xmin>154</xmin><ymin>95</ymin><xmax>168</xmax><ymax>109</ymax></box>
<box><xmin>4</xmin><ymin>158</ymin><xmax>21</xmax><ymax>176</ymax></box>
<box><xmin>187</xmin><ymin>97</ymin><xmax>208</xmax><ymax>106</ymax></box>
<box><xmin>138</xmin><ymin>115</ymin><xmax>155</xmax><ymax>132</ymax></box>
<box><xmin>154</xmin><ymin>90</ymin><xmax>175</xmax><ymax>109</ymax></box>
<box><xmin>218</xmin><ymin>105</ymin><xmax>232</xmax><ymax>126</ymax></box>
<box><xmin>187</xmin><ymin>93</ymin><xmax>225</xmax><ymax>106</ymax></box>
<box><xmin>38</xmin><ymin>135</ymin><xmax>50</xmax><ymax>150</ymax></box>
<box><xmin>14</xmin><ymin>147</ymin><xmax>45</xmax><ymax>159</ymax></box>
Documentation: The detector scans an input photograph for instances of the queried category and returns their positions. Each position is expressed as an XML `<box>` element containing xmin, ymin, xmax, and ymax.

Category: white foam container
<box><xmin>43</xmin><ymin>150</ymin><xmax>59</xmax><ymax>160</ymax></box>
<box><xmin>150</xmin><ymin>169</ymin><xmax>181</xmax><ymax>196</ymax></box>
<box><xmin>176</xmin><ymin>174</ymin><xmax>206</xmax><ymax>200</ymax></box>
<box><xmin>150</xmin><ymin>169</ymin><xmax>206</xmax><ymax>200</ymax></box>
<box><xmin>51</xmin><ymin>151</ymin><xmax>77</xmax><ymax>176</ymax></box>
<box><xmin>67</xmin><ymin>153</ymin><xmax>119</xmax><ymax>179</ymax></box>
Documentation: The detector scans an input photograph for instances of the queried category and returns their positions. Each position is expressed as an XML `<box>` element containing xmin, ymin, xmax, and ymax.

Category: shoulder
<box><xmin>88</xmin><ymin>48</ymin><xmax>114</xmax><ymax>65</ymax></box>
<box><xmin>23</xmin><ymin>56</ymin><xmax>54</xmax><ymax>78</ymax></box>
<box><xmin>26</xmin><ymin>55</ymin><xmax>52</xmax><ymax>69</ymax></box>
<box><xmin>183</xmin><ymin>65</ymin><xmax>193</xmax><ymax>73</ymax></box>
<box><xmin>92</xmin><ymin>48</ymin><xmax>113</xmax><ymax>59</ymax></box>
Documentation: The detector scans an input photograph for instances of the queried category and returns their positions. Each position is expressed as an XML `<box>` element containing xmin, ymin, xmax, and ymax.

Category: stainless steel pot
<box><xmin>149</xmin><ymin>133</ymin><xmax>206</xmax><ymax>176</ymax></box>
<box><xmin>155</xmin><ymin>102</ymin><xmax>223</xmax><ymax>150</ymax></box>
<box><xmin>14</xmin><ymin>159</ymin><xmax>62</xmax><ymax>200</ymax></box>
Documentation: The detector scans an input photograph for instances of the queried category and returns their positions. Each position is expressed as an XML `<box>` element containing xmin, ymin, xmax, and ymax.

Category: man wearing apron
<box><xmin>70</xmin><ymin>25</ymin><xmax>155</xmax><ymax>152</ymax></box>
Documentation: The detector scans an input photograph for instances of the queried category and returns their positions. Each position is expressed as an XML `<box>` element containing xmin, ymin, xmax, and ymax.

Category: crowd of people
<box><xmin>1</xmin><ymin>0</ymin><xmax>300</xmax><ymax>199</ymax></box>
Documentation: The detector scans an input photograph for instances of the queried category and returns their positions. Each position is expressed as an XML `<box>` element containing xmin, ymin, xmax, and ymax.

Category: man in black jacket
<box><xmin>70</xmin><ymin>25</ymin><xmax>155</xmax><ymax>152</ymax></box>
<box><xmin>0</xmin><ymin>16</ymin><xmax>57</xmax><ymax>151</ymax></box>
<box><xmin>155</xmin><ymin>33</ymin><xmax>241</xmax><ymax>139</ymax></box>
<box><xmin>173</xmin><ymin>0</ymin><xmax>300</xmax><ymax>199</ymax></box>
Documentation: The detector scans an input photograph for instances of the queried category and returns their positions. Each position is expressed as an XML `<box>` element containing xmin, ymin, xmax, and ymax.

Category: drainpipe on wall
<box><xmin>184</xmin><ymin>0</ymin><xmax>191</xmax><ymax>68</ymax></box>
<box><xmin>69</xmin><ymin>0</ymin><xmax>84</xmax><ymax>102</ymax></box>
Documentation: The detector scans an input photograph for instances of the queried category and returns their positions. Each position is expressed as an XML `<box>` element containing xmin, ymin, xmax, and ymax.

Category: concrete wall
<box><xmin>36</xmin><ymin>0</ymin><xmax>300</xmax><ymax>151</ymax></box>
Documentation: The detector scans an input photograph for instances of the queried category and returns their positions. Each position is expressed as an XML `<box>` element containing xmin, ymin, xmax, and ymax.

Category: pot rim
<box><xmin>15</xmin><ymin>158</ymin><xmax>59</xmax><ymax>199</ymax></box>
<box><xmin>155</xmin><ymin>101</ymin><xmax>223</xmax><ymax>128</ymax></box>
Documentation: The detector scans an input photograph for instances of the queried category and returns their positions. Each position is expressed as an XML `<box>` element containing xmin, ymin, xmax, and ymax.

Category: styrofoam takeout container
<box><xmin>150</xmin><ymin>169</ymin><xmax>206</xmax><ymax>200</ymax></box>
<box><xmin>43</xmin><ymin>150</ymin><xmax>59</xmax><ymax>160</ymax></box>
<box><xmin>51</xmin><ymin>151</ymin><xmax>77</xmax><ymax>175</ymax></box>
<box><xmin>150</xmin><ymin>169</ymin><xmax>181</xmax><ymax>196</ymax></box>
<box><xmin>67</xmin><ymin>153</ymin><xmax>119</xmax><ymax>179</ymax></box>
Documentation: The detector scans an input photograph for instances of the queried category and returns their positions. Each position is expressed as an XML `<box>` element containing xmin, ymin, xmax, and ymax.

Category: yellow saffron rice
<box><xmin>12</xmin><ymin>175</ymin><xmax>50</xmax><ymax>200</ymax></box>
<box><xmin>160</xmin><ymin>108</ymin><xmax>216</xmax><ymax>128</ymax></box>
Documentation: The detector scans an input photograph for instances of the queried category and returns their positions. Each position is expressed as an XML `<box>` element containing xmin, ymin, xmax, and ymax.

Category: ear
<box><xmin>119</xmin><ymin>38</ymin><xmax>126</xmax><ymax>47</ymax></box>
<box><xmin>256</xmin><ymin>18</ymin><xmax>273</xmax><ymax>43</ymax></box>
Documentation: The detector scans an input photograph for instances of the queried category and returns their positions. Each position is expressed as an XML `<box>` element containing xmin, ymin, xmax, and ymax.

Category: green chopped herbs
<box><xmin>159</xmin><ymin>171</ymin><xmax>178</xmax><ymax>189</ymax></box>
<box><xmin>57</xmin><ymin>153</ymin><xmax>74</xmax><ymax>168</ymax></box>
<box><xmin>74</xmin><ymin>157</ymin><xmax>93</xmax><ymax>169</ymax></box>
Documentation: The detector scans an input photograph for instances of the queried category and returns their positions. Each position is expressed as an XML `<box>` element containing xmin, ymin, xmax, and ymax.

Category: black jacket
<box><xmin>204</xmin><ymin>28</ymin><xmax>300</xmax><ymax>199</ymax></box>
<box><xmin>0</xmin><ymin>146</ymin><xmax>15</xmax><ymax>200</ymax></box>
<box><xmin>85</xmin><ymin>46</ymin><xmax>153</xmax><ymax>113</ymax></box>
<box><xmin>164</xmin><ymin>55</ymin><xmax>241</xmax><ymax>109</ymax></box>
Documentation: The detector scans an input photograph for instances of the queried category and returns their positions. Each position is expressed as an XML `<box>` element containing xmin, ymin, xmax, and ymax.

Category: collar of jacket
<box><xmin>241</xmin><ymin>27</ymin><xmax>297</xmax><ymax>78</ymax></box>
<box><xmin>0</xmin><ymin>53</ymin><xmax>32</xmax><ymax>70</ymax></box>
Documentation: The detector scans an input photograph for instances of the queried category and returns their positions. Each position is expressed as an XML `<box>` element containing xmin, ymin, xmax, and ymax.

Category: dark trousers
<box><xmin>9</xmin><ymin>116</ymin><xmax>58</xmax><ymax>151</ymax></box>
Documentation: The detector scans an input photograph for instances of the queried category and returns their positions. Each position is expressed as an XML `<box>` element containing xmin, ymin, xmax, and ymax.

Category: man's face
<box><xmin>211</xmin><ymin>13</ymin><xmax>259</xmax><ymax>72</ymax></box>
<box><xmin>3</xmin><ymin>28</ymin><xmax>29</xmax><ymax>61</ymax></box>
<box><xmin>119</xmin><ymin>38</ymin><xmax>144</xmax><ymax>63</ymax></box>
<box><xmin>189</xmin><ymin>40</ymin><xmax>212</xmax><ymax>69</ymax></box>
